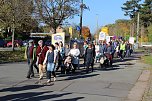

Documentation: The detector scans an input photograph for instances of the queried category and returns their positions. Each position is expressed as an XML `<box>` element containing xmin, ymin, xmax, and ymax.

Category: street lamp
<box><xmin>96</xmin><ymin>14</ymin><xmax>99</xmax><ymax>33</ymax></box>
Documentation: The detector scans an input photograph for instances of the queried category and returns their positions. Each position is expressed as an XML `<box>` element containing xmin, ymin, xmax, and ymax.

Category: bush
<box><xmin>0</xmin><ymin>50</ymin><xmax>26</xmax><ymax>63</ymax></box>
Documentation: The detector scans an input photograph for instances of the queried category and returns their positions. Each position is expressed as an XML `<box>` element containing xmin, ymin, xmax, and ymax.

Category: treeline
<box><xmin>121</xmin><ymin>0</ymin><xmax>152</xmax><ymax>42</ymax></box>
<box><xmin>0</xmin><ymin>0</ymin><xmax>80</xmax><ymax>40</ymax></box>
<box><xmin>96</xmin><ymin>0</ymin><xmax>152</xmax><ymax>42</ymax></box>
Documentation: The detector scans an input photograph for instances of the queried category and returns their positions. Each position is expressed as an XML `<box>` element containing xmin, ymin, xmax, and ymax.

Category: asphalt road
<box><xmin>0</xmin><ymin>53</ymin><xmax>148</xmax><ymax>101</ymax></box>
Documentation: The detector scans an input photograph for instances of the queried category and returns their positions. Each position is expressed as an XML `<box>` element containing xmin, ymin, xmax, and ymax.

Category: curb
<box><xmin>125</xmin><ymin>70</ymin><xmax>151</xmax><ymax>101</ymax></box>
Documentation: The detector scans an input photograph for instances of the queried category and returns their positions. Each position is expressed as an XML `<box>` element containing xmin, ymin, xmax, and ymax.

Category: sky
<box><xmin>68</xmin><ymin>0</ymin><xmax>131</xmax><ymax>34</ymax></box>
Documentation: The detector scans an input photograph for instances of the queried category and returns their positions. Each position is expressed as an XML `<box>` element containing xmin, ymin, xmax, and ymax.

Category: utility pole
<box><xmin>79</xmin><ymin>0</ymin><xmax>83</xmax><ymax>39</ymax></box>
<box><xmin>12</xmin><ymin>15</ymin><xmax>15</xmax><ymax>51</ymax></box>
<box><xmin>96</xmin><ymin>14</ymin><xmax>99</xmax><ymax>42</ymax></box>
<box><xmin>96</xmin><ymin>14</ymin><xmax>99</xmax><ymax>32</ymax></box>
<box><xmin>12</xmin><ymin>1</ymin><xmax>15</xmax><ymax>51</ymax></box>
<box><xmin>136</xmin><ymin>12</ymin><xmax>140</xmax><ymax>44</ymax></box>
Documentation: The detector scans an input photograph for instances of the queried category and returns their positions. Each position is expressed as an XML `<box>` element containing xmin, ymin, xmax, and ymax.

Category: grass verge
<box><xmin>0</xmin><ymin>49</ymin><xmax>26</xmax><ymax>64</ymax></box>
<box><xmin>141</xmin><ymin>55</ymin><xmax>152</xmax><ymax>101</ymax></box>
<box><xmin>141</xmin><ymin>55</ymin><xmax>152</xmax><ymax>66</ymax></box>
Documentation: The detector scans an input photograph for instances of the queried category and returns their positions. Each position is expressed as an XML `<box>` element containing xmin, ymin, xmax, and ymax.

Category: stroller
<box><xmin>64</xmin><ymin>55</ymin><xmax>74</xmax><ymax>74</ymax></box>
<box><xmin>100</xmin><ymin>53</ymin><xmax>113</xmax><ymax>69</ymax></box>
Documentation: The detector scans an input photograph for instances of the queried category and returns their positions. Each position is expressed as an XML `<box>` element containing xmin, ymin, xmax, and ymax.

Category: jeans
<box><xmin>27</xmin><ymin>59</ymin><xmax>34</xmax><ymax>78</ymax></box>
<box><xmin>125</xmin><ymin>50</ymin><xmax>130</xmax><ymax>57</ymax></box>
<box><xmin>47</xmin><ymin>71</ymin><xmax>56</xmax><ymax>80</ymax></box>
<box><xmin>120</xmin><ymin>50</ymin><xmax>124</xmax><ymax>59</ymax></box>
<box><xmin>72</xmin><ymin>64</ymin><xmax>78</xmax><ymax>73</ymax></box>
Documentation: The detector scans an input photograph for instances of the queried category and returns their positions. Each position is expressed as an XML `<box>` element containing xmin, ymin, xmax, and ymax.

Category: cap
<box><xmin>29</xmin><ymin>40</ymin><xmax>33</xmax><ymax>43</ymax></box>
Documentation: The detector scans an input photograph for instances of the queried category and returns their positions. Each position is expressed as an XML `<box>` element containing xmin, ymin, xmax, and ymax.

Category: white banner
<box><xmin>99</xmin><ymin>31</ymin><xmax>106</xmax><ymax>40</ymax></box>
<box><xmin>106</xmin><ymin>36</ymin><xmax>111</xmax><ymax>43</ymax></box>
<box><xmin>129</xmin><ymin>37</ymin><xmax>135</xmax><ymax>44</ymax></box>
<box><xmin>52</xmin><ymin>32</ymin><xmax>65</xmax><ymax>46</ymax></box>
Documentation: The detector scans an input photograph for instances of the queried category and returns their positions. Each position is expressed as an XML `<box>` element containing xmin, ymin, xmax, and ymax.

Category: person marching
<box><xmin>26</xmin><ymin>40</ymin><xmax>39</xmax><ymax>79</ymax></box>
<box><xmin>104</xmin><ymin>42</ymin><xmax>113</xmax><ymax>66</ymax></box>
<box><xmin>119</xmin><ymin>40</ymin><xmax>126</xmax><ymax>60</ymax></box>
<box><xmin>36</xmin><ymin>40</ymin><xmax>49</xmax><ymax>80</ymax></box>
<box><xmin>43</xmin><ymin>44</ymin><xmax>57</xmax><ymax>83</ymax></box>
<box><xmin>83</xmin><ymin>41</ymin><xmax>88</xmax><ymax>65</ymax></box>
<box><xmin>125</xmin><ymin>41</ymin><xmax>131</xmax><ymax>57</ymax></box>
<box><xmin>58</xmin><ymin>41</ymin><xmax>65</xmax><ymax>74</ymax></box>
<box><xmin>68</xmin><ymin>42</ymin><xmax>80</xmax><ymax>73</ymax></box>
<box><xmin>65</xmin><ymin>44</ymin><xmax>70</xmax><ymax>57</ymax></box>
<box><xmin>85</xmin><ymin>43</ymin><xmax>95</xmax><ymax>73</ymax></box>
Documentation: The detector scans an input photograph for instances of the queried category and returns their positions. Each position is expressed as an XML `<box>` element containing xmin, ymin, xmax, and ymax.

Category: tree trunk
<box><xmin>140</xmin><ymin>25</ymin><xmax>144</xmax><ymax>46</ymax></box>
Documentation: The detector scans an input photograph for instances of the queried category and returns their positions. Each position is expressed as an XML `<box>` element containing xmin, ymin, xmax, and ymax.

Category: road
<box><xmin>0</xmin><ymin>52</ymin><xmax>148</xmax><ymax>101</ymax></box>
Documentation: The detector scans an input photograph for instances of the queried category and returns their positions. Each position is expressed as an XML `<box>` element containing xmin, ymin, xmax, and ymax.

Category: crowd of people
<box><xmin>25</xmin><ymin>38</ymin><xmax>133</xmax><ymax>84</ymax></box>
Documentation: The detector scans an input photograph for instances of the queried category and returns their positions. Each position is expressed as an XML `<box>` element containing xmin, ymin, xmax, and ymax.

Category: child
<box><xmin>64</xmin><ymin>55</ymin><xmax>73</xmax><ymax>73</ymax></box>
<box><xmin>64</xmin><ymin>55</ymin><xmax>72</xmax><ymax>67</ymax></box>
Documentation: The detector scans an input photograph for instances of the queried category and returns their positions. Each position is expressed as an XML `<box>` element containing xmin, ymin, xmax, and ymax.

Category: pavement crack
<box><xmin>11</xmin><ymin>80</ymin><xmax>29</xmax><ymax>87</ymax></box>
<box><xmin>105</xmin><ymin>83</ymin><xmax>112</xmax><ymax>89</ymax></box>
<box><xmin>60</xmin><ymin>81</ymin><xmax>74</xmax><ymax>91</ymax></box>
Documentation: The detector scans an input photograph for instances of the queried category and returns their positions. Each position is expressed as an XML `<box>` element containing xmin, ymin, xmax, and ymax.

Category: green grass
<box><xmin>0</xmin><ymin>50</ymin><xmax>26</xmax><ymax>64</ymax></box>
<box><xmin>142</xmin><ymin>55</ymin><xmax>152</xmax><ymax>66</ymax></box>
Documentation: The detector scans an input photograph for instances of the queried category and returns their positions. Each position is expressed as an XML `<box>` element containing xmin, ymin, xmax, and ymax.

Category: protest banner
<box><xmin>52</xmin><ymin>32</ymin><xmax>65</xmax><ymax>46</ymax></box>
<box><xmin>129</xmin><ymin>37</ymin><xmax>135</xmax><ymax>44</ymax></box>
<box><xmin>99</xmin><ymin>31</ymin><xmax>106</xmax><ymax>40</ymax></box>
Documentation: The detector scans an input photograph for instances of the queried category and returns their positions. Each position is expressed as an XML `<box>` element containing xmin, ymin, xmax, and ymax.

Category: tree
<box><xmin>0</xmin><ymin>0</ymin><xmax>34</xmax><ymax>29</ymax></box>
<box><xmin>34</xmin><ymin>0</ymin><xmax>80</xmax><ymax>33</ymax></box>
<box><xmin>105</xmin><ymin>19</ymin><xmax>131</xmax><ymax>39</ymax></box>
<box><xmin>81</xmin><ymin>26</ymin><xmax>91</xmax><ymax>40</ymax></box>
<box><xmin>122</xmin><ymin>0</ymin><xmax>141</xmax><ymax>37</ymax></box>
<box><xmin>0</xmin><ymin>0</ymin><xmax>35</xmax><ymax>50</ymax></box>
<box><xmin>147</xmin><ymin>25</ymin><xmax>152</xmax><ymax>42</ymax></box>
<box><xmin>121</xmin><ymin>0</ymin><xmax>141</xmax><ymax>19</ymax></box>
<box><xmin>139</xmin><ymin>0</ymin><xmax>152</xmax><ymax>27</ymax></box>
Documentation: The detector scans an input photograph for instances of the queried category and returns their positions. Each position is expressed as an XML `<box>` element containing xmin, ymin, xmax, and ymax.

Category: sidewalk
<box><xmin>0</xmin><ymin>52</ymin><xmax>150</xmax><ymax>101</ymax></box>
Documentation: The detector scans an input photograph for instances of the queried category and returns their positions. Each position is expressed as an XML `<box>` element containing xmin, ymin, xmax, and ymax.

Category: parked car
<box><xmin>7</xmin><ymin>40</ymin><xmax>23</xmax><ymax>47</ymax></box>
<box><xmin>22</xmin><ymin>40</ymin><xmax>29</xmax><ymax>46</ymax></box>
<box><xmin>0</xmin><ymin>39</ymin><xmax>7</xmax><ymax>47</ymax></box>
<box><xmin>45</xmin><ymin>39</ymin><xmax>51</xmax><ymax>46</ymax></box>
<box><xmin>7</xmin><ymin>41</ymin><xmax>12</xmax><ymax>47</ymax></box>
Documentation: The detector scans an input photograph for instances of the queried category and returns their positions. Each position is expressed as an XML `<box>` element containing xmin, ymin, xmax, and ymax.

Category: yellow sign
<box><xmin>101</xmin><ymin>27</ymin><xmax>108</xmax><ymax>35</ymax></box>
<box><xmin>69</xmin><ymin>27</ymin><xmax>73</xmax><ymax>38</ymax></box>
<box><xmin>52</xmin><ymin>32</ymin><xmax>65</xmax><ymax>46</ymax></box>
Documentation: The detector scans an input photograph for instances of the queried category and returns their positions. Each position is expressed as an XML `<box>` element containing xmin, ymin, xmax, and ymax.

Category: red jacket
<box><xmin>36</xmin><ymin>45</ymin><xmax>49</xmax><ymax>64</ymax></box>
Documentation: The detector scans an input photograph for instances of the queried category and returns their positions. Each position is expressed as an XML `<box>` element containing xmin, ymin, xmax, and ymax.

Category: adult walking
<box><xmin>58</xmin><ymin>41</ymin><xmax>65</xmax><ymax>73</ymax></box>
<box><xmin>85</xmin><ymin>43</ymin><xmax>95</xmax><ymax>73</ymax></box>
<box><xmin>125</xmin><ymin>41</ymin><xmax>131</xmax><ymax>57</ymax></box>
<box><xmin>65</xmin><ymin>44</ymin><xmax>70</xmax><ymax>57</ymax></box>
<box><xmin>36</xmin><ymin>40</ymin><xmax>49</xmax><ymax>80</ymax></box>
<box><xmin>91</xmin><ymin>41</ymin><xmax>96</xmax><ymax>69</ymax></box>
<box><xmin>83</xmin><ymin>41</ymin><xmax>88</xmax><ymax>64</ymax></box>
<box><xmin>68</xmin><ymin>43</ymin><xmax>80</xmax><ymax>73</ymax></box>
<box><xmin>99</xmin><ymin>41</ymin><xmax>106</xmax><ymax>56</ymax></box>
<box><xmin>43</xmin><ymin>44</ymin><xmax>57</xmax><ymax>83</ymax></box>
<box><xmin>104</xmin><ymin>42</ymin><xmax>113</xmax><ymax>66</ymax></box>
<box><xmin>26</xmin><ymin>40</ymin><xmax>39</xmax><ymax>79</ymax></box>
<box><xmin>119</xmin><ymin>40</ymin><xmax>126</xmax><ymax>60</ymax></box>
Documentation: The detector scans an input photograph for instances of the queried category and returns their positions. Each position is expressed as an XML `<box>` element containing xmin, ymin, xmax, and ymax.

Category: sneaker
<box><xmin>53</xmin><ymin>77</ymin><xmax>56</xmax><ymax>82</ymax></box>
<box><xmin>31</xmin><ymin>75</ymin><xmax>34</xmax><ymax>77</ymax></box>
<box><xmin>39</xmin><ymin>77</ymin><xmax>43</xmax><ymax>80</ymax></box>
<box><xmin>47</xmin><ymin>79</ymin><xmax>51</xmax><ymax>83</ymax></box>
<box><xmin>26</xmin><ymin>76</ymin><xmax>30</xmax><ymax>79</ymax></box>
